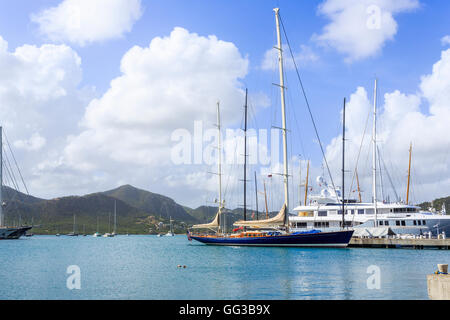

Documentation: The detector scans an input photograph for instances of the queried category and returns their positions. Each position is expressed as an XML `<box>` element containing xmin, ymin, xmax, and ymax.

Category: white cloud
<box><xmin>63</xmin><ymin>27</ymin><xmax>249</xmax><ymax>168</ymax></box>
<box><xmin>31</xmin><ymin>0</ymin><xmax>143</xmax><ymax>46</ymax></box>
<box><xmin>24</xmin><ymin>27</ymin><xmax>256</xmax><ymax>204</ymax></box>
<box><xmin>261</xmin><ymin>44</ymin><xmax>318</xmax><ymax>71</ymax></box>
<box><xmin>0</xmin><ymin>35</ymin><xmax>84</xmax><ymax>142</ymax></box>
<box><xmin>441</xmin><ymin>35</ymin><xmax>450</xmax><ymax>46</ymax></box>
<box><xmin>14</xmin><ymin>133</ymin><xmax>47</xmax><ymax>151</ymax></box>
<box><xmin>323</xmin><ymin>49</ymin><xmax>450</xmax><ymax>203</ymax></box>
<box><xmin>314</xmin><ymin>0</ymin><xmax>419</xmax><ymax>62</ymax></box>
<box><xmin>0</xmin><ymin>35</ymin><xmax>93</xmax><ymax>198</ymax></box>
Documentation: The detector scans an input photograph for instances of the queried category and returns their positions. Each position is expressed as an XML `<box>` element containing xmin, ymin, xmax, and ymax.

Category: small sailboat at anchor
<box><xmin>187</xmin><ymin>8</ymin><xmax>353</xmax><ymax>247</ymax></box>
<box><xmin>93</xmin><ymin>216</ymin><xmax>102</xmax><ymax>237</ymax></box>
<box><xmin>164</xmin><ymin>217</ymin><xmax>175</xmax><ymax>236</ymax></box>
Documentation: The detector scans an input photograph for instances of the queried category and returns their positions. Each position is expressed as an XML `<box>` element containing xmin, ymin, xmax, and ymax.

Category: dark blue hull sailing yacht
<box><xmin>187</xmin><ymin>8</ymin><xmax>354</xmax><ymax>248</ymax></box>
<box><xmin>188</xmin><ymin>230</ymin><xmax>353</xmax><ymax>247</ymax></box>
<box><xmin>188</xmin><ymin>205</ymin><xmax>354</xmax><ymax>247</ymax></box>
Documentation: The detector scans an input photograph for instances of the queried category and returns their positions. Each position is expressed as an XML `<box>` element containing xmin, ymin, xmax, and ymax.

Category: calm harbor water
<box><xmin>0</xmin><ymin>235</ymin><xmax>446</xmax><ymax>300</ymax></box>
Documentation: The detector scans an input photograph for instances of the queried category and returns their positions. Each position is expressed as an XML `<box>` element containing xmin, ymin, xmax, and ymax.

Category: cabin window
<box><xmin>422</xmin><ymin>220</ymin><xmax>426</xmax><ymax>225</ymax></box>
<box><xmin>338</xmin><ymin>210</ymin><xmax>343</xmax><ymax>215</ymax></box>
<box><xmin>413</xmin><ymin>220</ymin><xmax>417</xmax><ymax>225</ymax></box>
<box><xmin>418</xmin><ymin>220</ymin><xmax>421</xmax><ymax>225</ymax></box>
<box><xmin>396</xmin><ymin>221</ymin><xmax>400</xmax><ymax>226</ymax></box>
<box><xmin>358</xmin><ymin>209</ymin><xmax>364</xmax><ymax>215</ymax></box>
<box><xmin>401</xmin><ymin>221</ymin><xmax>406</xmax><ymax>226</ymax></box>
<box><xmin>318</xmin><ymin>211</ymin><xmax>327</xmax><ymax>217</ymax></box>
<box><xmin>366</xmin><ymin>209</ymin><xmax>374</xmax><ymax>215</ymax></box>
<box><xmin>314</xmin><ymin>222</ymin><xmax>330</xmax><ymax>228</ymax></box>
<box><xmin>296</xmin><ymin>222</ymin><xmax>307</xmax><ymax>228</ymax></box>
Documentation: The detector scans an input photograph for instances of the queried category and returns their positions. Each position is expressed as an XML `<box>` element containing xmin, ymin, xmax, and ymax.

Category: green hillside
<box><xmin>3</xmin><ymin>186</ymin><xmax>195</xmax><ymax>235</ymax></box>
<box><xmin>103</xmin><ymin>185</ymin><xmax>197</xmax><ymax>223</ymax></box>
<box><xmin>418</xmin><ymin>195</ymin><xmax>449</xmax><ymax>213</ymax></box>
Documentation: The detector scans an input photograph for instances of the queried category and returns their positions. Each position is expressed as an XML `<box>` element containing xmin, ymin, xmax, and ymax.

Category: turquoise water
<box><xmin>0</xmin><ymin>235</ymin><xmax>447</xmax><ymax>300</ymax></box>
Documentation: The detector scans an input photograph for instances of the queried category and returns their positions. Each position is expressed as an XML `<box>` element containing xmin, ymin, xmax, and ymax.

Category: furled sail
<box><xmin>233</xmin><ymin>204</ymin><xmax>286</xmax><ymax>228</ymax></box>
<box><xmin>192</xmin><ymin>209</ymin><xmax>221</xmax><ymax>229</ymax></box>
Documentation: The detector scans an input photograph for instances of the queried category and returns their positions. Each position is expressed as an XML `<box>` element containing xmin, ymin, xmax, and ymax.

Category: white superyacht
<box><xmin>290</xmin><ymin>176</ymin><xmax>450</xmax><ymax>237</ymax></box>
<box><xmin>289</xmin><ymin>80</ymin><xmax>449</xmax><ymax>237</ymax></box>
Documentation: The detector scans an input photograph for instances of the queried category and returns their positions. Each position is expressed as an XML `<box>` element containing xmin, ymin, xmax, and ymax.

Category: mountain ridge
<box><xmin>3</xmin><ymin>184</ymin><xmax>448</xmax><ymax>234</ymax></box>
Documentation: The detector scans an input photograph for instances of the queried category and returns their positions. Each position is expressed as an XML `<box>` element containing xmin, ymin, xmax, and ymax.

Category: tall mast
<box><xmin>342</xmin><ymin>98</ymin><xmax>346</xmax><ymax>229</ymax></box>
<box><xmin>372</xmin><ymin>79</ymin><xmax>378</xmax><ymax>226</ymax></box>
<box><xmin>243</xmin><ymin>89</ymin><xmax>248</xmax><ymax>222</ymax></box>
<box><xmin>216</xmin><ymin>102</ymin><xmax>223</xmax><ymax>233</ymax></box>
<box><xmin>304</xmin><ymin>160</ymin><xmax>310</xmax><ymax>206</ymax></box>
<box><xmin>356</xmin><ymin>170</ymin><xmax>362</xmax><ymax>203</ymax></box>
<box><xmin>406</xmin><ymin>142</ymin><xmax>412</xmax><ymax>204</ymax></box>
<box><xmin>298</xmin><ymin>159</ymin><xmax>302</xmax><ymax>205</ymax></box>
<box><xmin>274</xmin><ymin>8</ymin><xmax>290</xmax><ymax>231</ymax></box>
<box><xmin>0</xmin><ymin>126</ymin><xmax>3</xmax><ymax>228</ymax></box>
<box><xmin>254</xmin><ymin>171</ymin><xmax>258</xmax><ymax>220</ymax></box>
<box><xmin>114</xmin><ymin>200</ymin><xmax>117</xmax><ymax>234</ymax></box>
<box><xmin>263</xmin><ymin>180</ymin><xmax>269</xmax><ymax>219</ymax></box>
<box><xmin>377</xmin><ymin>146</ymin><xmax>385</xmax><ymax>202</ymax></box>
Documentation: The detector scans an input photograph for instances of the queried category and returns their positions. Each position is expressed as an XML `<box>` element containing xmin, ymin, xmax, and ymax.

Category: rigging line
<box><xmin>377</xmin><ymin>145</ymin><xmax>385</xmax><ymax>202</ymax></box>
<box><xmin>278</xmin><ymin>13</ymin><xmax>338</xmax><ymax>201</ymax></box>
<box><xmin>345</xmin><ymin>95</ymin><xmax>372</xmax><ymax>203</ymax></box>
<box><xmin>3</xmin><ymin>146</ymin><xmax>20</xmax><ymax>192</ymax></box>
<box><xmin>223</xmin><ymin>123</ymin><xmax>243</xmax><ymax>211</ymax></box>
<box><xmin>3</xmin><ymin>131</ymin><xmax>30</xmax><ymax>195</ymax></box>
<box><xmin>4</xmin><ymin>165</ymin><xmax>19</xmax><ymax>195</ymax></box>
<box><xmin>379</xmin><ymin>150</ymin><xmax>399</xmax><ymax>202</ymax></box>
<box><xmin>222</xmin><ymin>102</ymin><xmax>245</xmax><ymax>199</ymax></box>
<box><xmin>283</xmin><ymin>72</ymin><xmax>296</xmax><ymax>205</ymax></box>
<box><xmin>284</xmin><ymin>69</ymin><xmax>307</xmax><ymax>162</ymax></box>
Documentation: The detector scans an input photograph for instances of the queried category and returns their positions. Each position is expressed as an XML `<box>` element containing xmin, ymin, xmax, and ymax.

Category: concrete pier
<box><xmin>349</xmin><ymin>237</ymin><xmax>450</xmax><ymax>249</ymax></box>
<box><xmin>427</xmin><ymin>274</ymin><xmax>450</xmax><ymax>300</ymax></box>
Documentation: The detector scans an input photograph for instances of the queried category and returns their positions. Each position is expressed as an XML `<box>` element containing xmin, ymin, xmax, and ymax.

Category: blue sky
<box><xmin>0</xmin><ymin>0</ymin><xmax>449</xmax><ymax>208</ymax></box>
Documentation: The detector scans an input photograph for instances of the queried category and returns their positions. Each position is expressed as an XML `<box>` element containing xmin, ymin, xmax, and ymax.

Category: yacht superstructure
<box><xmin>290</xmin><ymin>176</ymin><xmax>450</xmax><ymax>236</ymax></box>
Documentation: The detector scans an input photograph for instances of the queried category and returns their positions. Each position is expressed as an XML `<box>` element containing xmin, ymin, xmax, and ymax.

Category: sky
<box><xmin>0</xmin><ymin>0</ymin><xmax>449</xmax><ymax>211</ymax></box>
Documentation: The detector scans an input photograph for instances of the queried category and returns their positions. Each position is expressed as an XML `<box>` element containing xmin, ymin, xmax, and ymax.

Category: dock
<box><xmin>349</xmin><ymin>237</ymin><xmax>450</xmax><ymax>249</ymax></box>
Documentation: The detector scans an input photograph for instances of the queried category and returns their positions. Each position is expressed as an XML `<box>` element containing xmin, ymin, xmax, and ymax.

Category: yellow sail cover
<box><xmin>233</xmin><ymin>204</ymin><xmax>286</xmax><ymax>228</ymax></box>
<box><xmin>192</xmin><ymin>208</ymin><xmax>221</xmax><ymax>229</ymax></box>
